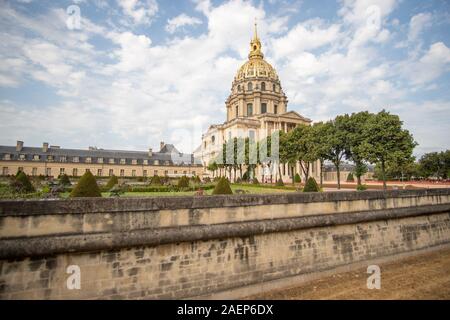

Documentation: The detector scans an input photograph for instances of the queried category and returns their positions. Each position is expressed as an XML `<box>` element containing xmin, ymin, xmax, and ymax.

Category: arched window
<box><xmin>261</xmin><ymin>82</ymin><xmax>266</xmax><ymax>91</ymax></box>
<box><xmin>248</xmin><ymin>82</ymin><xmax>253</xmax><ymax>91</ymax></box>
<box><xmin>235</xmin><ymin>105</ymin><xmax>239</xmax><ymax>117</ymax></box>
<box><xmin>273</xmin><ymin>84</ymin><xmax>276</xmax><ymax>92</ymax></box>
<box><xmin>237</xmin><ymin>85</ymin><xmax>241</xmax><ymax>91</ymax></box>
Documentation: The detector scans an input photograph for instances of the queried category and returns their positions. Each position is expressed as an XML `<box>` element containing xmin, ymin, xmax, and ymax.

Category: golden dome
<box><xmin>234</xmin><ymin>22</ymin><xmax>279</xmax><ymax>81</ymax></box>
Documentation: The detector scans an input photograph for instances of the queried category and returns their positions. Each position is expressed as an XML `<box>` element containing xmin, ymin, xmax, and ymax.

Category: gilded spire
<box><xmin>249</xmin><ymin>19</ymin><xmax>263</xmax><ymax>60</ymax></box>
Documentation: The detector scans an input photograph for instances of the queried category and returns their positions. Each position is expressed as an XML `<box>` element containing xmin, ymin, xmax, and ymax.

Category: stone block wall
<box><xmin>0</xmin><ymin>189</ymin><xmax>449</xmax><ymax>299</ymax></box>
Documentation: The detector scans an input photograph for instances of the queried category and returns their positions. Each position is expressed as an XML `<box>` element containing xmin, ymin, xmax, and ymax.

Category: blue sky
<box><xmin>0</xmin><ymin>0</ymin><xmax>449</xmax><ymax>156</ymax></box>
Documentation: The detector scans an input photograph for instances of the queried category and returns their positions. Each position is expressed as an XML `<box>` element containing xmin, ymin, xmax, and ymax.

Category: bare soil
<box><xmin>247</xmin><ymin>248</ymin><xmax>450</xmax><ymax>300</ymax></box>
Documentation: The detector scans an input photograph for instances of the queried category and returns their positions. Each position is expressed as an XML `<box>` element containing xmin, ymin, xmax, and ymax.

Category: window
<box><xmin>3</xmin><ymin>154</ymin><xmax>11</xmax><ymax>161</ymax></box>
<box><xmin>238</xmin><ymin>85</ymin><xmax>241</xmax><ymax>91</ymax></box>
<box><xmin>18</xmin><ymin>167</ymin><xmax>24</xmax><ymax>173</ymax></box>
<box><xmin>132</xmin><ymin>159</ymin><xmax>137</xmax><ymax>165</ymax></box>
<box><xmin>273</xmin><ymin>84</ymin><xmax>276</xmax><ymax>92</ymax></box>
<box><xmin>274</xmin><ymin>105</ymin><xmax>278</xmax><ymax>114</ymax></box>
<box><xmin>2</xmin><ymin>167</ymin><xmax>8</xmax><ymax>176</ymax></box>
<box><xmin>248</xmin><ymin>82</ymin><xmax>253</xmax><ymax>91</ymax></box>
<box><xmin>120</xmin><ymin>159</ymin><xmax>126</xmax><ymax>165</ymax></box>
<box><xmin>132</xmin><ymin>170</ymin><xmax>136</xmax><ymax>177</ymax></box>
<box><xmin>47</xmin><ymin>155</ymin><xmax>54</xmax><ymax>161</ymax></box>
<box><xmin>32</xmin><ymin>168</ymin><xmax>37</xmax><ymax>176</ymax></box>
<box><xmin>228</xmin><ymin>132</ymin><xmax>232</xmax><ymax>141</ymax></box>
<box><xmin>183</xmin><ymin>171</ymin><xmax>187</xmax><ymax>175</ymax></box>
<box><xmin>73</xmin><ymin>168</ymin><xmax>78</xmax><ymax>177</ymax></box>
<box><xmin>154</xmin><ymin>170</ymin><xmax>158</xmax><ymax>176</ymax></box>
<box><xmin>19</xmin><ymin>154</ymin><xmax>26</xmax><ymax>160</ymax></box>
<box><xmin>143</xmin><ymin>159</ymin><xmax>148</xmax><ymax>165</ymax></box>
<box><xmin>85</xmin><ymin>169</ymin><xmax>90</xmax><ymax>173</ymax></box>
<box><xmin>211</xmin><ymin>136</ymin><xmax>215</xmax><ymax>144</ymax></box>
<box><xmin>192</xmin><ymin>171</ymin><xmax>196</xmax><ymax>176</ymax></box>
<box><xmin>97</xmin><ymin>169</ymin><xmax>102</xmax><ymax>176</ymax></box>
<box><xmin>85</xmin><ymin>157</ymin><xmax>92</xmax><ymax>164</ymax></box>
<box><xmin>97</xmin><ymin>158</ymin><xmax>103</xmax><ymax>164</ymax></box>
<box><xmin>249</xmin><ymin>130</ymin><xmax>255</xmax><ymax>140</ymax></box>
<box><xmin>120</xmin><ymin>169</ymin><xmax>124</xmax><ymax>177</ymax></box>
<box><xmin>235</xmin><ymin>105</ymin><xmax>239</xmax><ymax>117</ymax></box>
<box><xmin>164</xmin><ymin>170</ymin><xmax>168</xmax><ymax>176</ymax></box>
<box><xmin>143</xmin><ymin>170</ymin><xmax>147</xmax><ymax>177</ymax></box>
<box><xmin>109</xmin><ymin>158</ymin><xmax>115</xmax><ymax>164</ymax></box>
<box><xmin>46</xmin><ymin>168</ymin><xmax>51</xmax><ymax>176</ymax></box>
<box><xmin>261</xmin><ymin>103</ymin><xmax>267</xmax><ymax>114</ymax></box>
<box><xmin>261</xmin><ymin>82</ymin><xmax>266</xmax><ymax>91</ymax></box>
<box><xmin>164</xmin><ymin>161</ymin><xmax>170</xmax><ymax>165</ymax></box>
<box><xmin>59</xmin><ymin>156</ymin><xmax>66</xmax><ymax>162</ymax></box>
<box><xmin>73</xmin><ymin>157</ymin><xmax>79</xmax><ymax>163</ymax></box>
<box><xmin>33</xmin><ymin>155</ymin><xmax>40</xmax><ymax>161</ymax></box>
<box><xmin>109</xmin><ymin>169</ymin><xmax>114</xmax><ymax>176</ymax></box>
<box><xmin>174</xmin><ymin>170</ymin><xmax>178</xmax><ymax>175</ymax></box>
<box><xmin>60</xmin><ymin>168</ymin><xmax>65</xmax><ymax>175</ymax></box>
<box><xmin>154</xmin><ymin>160</ymin><xmax>159</xmax><ymax>165</ymax></box>
<box><xmin>247</xmin><ymin>103</ymin><xmax>253</xmax><ymax>116</ymax></box>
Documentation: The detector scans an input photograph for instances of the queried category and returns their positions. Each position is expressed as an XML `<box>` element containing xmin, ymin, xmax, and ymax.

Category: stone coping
<box><xmin>0</xmin><ymin>188</ymin><xmax>449</xmax><ymax>217</ymax></box>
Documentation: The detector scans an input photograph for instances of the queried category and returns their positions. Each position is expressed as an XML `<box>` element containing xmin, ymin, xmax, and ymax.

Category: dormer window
<box><xmin>19</xmin><ymin>154</ymin><xmax>26</xmax><ymax>160</ymax></box>
<box><xmin>3</xmin><ymin>154</ymin><xmax>11</xmax><ymax>161</ymax></box>
<box><xmin>47</xmin><ymin>155</ymin><xmax>54</xmax><ymax>161</ymax></box>
<box><xmin>73</xmin><ymin>156</ymin><xmax>79</xmax><ymax>163</ymax></box>
<box><xmin>109</xmin><ymin>158</ymin><xmax>115</xmax><ymax>164</ymax></box>
<box><xmin>60</xmin><ymin>156</ymin><xmax>66</xmax><ymax>162</ymax></box>
<box><xmin>33</xmin><ymin>155</ymin><xmax>40</xmax><ymax>161</ymax></box>
<box><xmin>143</xmin><ymin>159</ymin><xmax>148</xmax><ymax>165</ymax></box>
<box><xmin>120</xmin><ymin>158</ymin><xmax>126</xmax><ymax>165</ymax></box>
<box><xmin>85</xmin><ymin>157</ymin><xmax>92</xmax><ymax>163</ymax></box>
<box><xmin>97</xmin><ymin>157</ymin><xmax>103</xmax><ymax>164</ymax></box>
<box><xmin>131</xmin><ymin>159</ymin><xmax>137</xmax><ymax>165</ymax></box>
<box><xmin>154</xmin><ymin>160</ymin><xmax>159</xmax><ymax>165</ymax></box>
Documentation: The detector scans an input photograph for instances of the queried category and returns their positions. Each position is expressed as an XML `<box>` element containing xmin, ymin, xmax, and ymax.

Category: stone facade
<box><xmin>1</xmin><ymin>189</ymin><xmax>449</xmax><ymax>299</ymax></box>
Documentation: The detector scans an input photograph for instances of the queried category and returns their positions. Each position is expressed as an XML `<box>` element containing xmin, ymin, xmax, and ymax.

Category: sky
<box><xmin>0</xmin><ymin>0</ymin><xmax>449</xmax><ymax>157</ymax></box>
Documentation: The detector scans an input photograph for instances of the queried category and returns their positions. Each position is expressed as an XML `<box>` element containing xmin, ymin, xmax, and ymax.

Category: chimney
<box><xmin>148</xmin><ymin>148</ymin><xmax>153</xmax><ymax>157</ymax></box>
<box><xmin>16</xmin><ymin>140</ymin><xmax>23</xmax><ymax>152</ymax></box>
<box><xmin>160</xmin><ymin>141</ymin><xmax>165</xmax><ymax>151</ymax></box>
<box><xmin>42</xmin><ymin>142</ymin><xmax>49</xmax><ymax>152</ymax></box>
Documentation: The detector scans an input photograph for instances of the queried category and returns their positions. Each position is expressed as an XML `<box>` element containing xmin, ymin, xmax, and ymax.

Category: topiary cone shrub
<box><xmin>303</xmin><ymin>177</ymin><xmax>320</xmax><ymax>192</ymax></box>
<box><xmin>59</xmin><ymin>174</ymin><xmax>71</xmax><ymax>186</ymax></box>
<box><xmin>151</xmin><ymin>175</ymin><xmax>162</xmax><ymax>185</ymax></box>
<box><xmin>294</xmin><ymin>173</ymin><xmax>301</xmax><ymax>183</ymax></box>
<box><xmin>346</xmin><ymin>172</ymin><xmax>355</xmax><ymax>182</ymax></box>
<box><xmin>252</xmin><ymin>177</ymin><xmax>259</xmax><ymax>185</ymax></box>
<box><xmin>12</xmin><ymin>171</ymin><xmax>35</xmax><ymax>193</ymax></box>
<box><xmin>177</xmin><ymin>176</ymin><xmax>190</xmax><ymax>188</ymax></box>
<box><xmin>105</xmin><ymin>175</ymin><xmax>119</xmax><ymax>190</ymax></box>
<box><xmin>212</xmin><ymin>177</ymin><xmax>233</xmax><ymax>195</ymax></box>
<box><xmin>70</xmin><ymin>171</ymin><xmax>102</xmax><ymax>197</ymax></box>
<box><xmin>276</xmin><ymin>178</ymin><xmax>284</xmax><ymax>186</ymax></box>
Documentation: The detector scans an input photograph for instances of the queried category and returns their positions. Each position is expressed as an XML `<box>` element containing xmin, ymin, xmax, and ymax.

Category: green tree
<box><xmin>12</xmin><ymin>171</ymin><xmax>35</xmax><ymax>193</ymax></box>
<box><xmin>418</xmin><ymin>150</ymin><xmax>450</xmax><ymax>179</ymax></box>
<box><xmin>207</xmin><ymin>161</ymin><xmax>218</xmax><ymax>178</ymax></box>
<box><xmin>287</xmin><ymin>125</ymin><xmax>317</xmax><ymax>182</ymax></box>
<box><xmin>310</xmin><ymin>122</ymin><xmax>331</xmax><ymax>188</ymax></box>
<box><xmin>346</xmin><ymin>172</ymin><xmax>354</xmax><ymax>182</ymax></box>
<box><xmin>359</xmin><ymin>110</ymin><xmax>417</xmax><ymax>190</ymax></box>
<box><xmin>322</xmin><ymin>116</ymin><xmax>350</xmax><ymax>190</ymax></box>
<box><xmin>294</xmin><ymin>173</ymin><xmax>301</xmax><ymax>183</ymax></box>
<box><xmin>70</xmin><ymin>171</ymin><xmax>102</xmax><ymax>197</ymax></box>
<box><xmin>105</xmin><ymin>175</ymin><xmax>119</xmax><ymax>189</ymax></box>
<box><xmin>58</xmin><ymin>174</ymin><xmax>71</xmax><ymax>187</ymax></box>
<box><xmin>344</xmin><ymin>112</ymin><xmax>373</xmax><ymax>186</ymax></box>
<box><xmin>177</xmin><ymin>176</ymin><xmax>190</xmax><ymax>188</ymax></box>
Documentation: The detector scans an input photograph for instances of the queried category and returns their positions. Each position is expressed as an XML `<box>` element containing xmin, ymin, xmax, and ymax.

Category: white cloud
<box><xmin>117</xmin><ymin>0</ymin><xmax>158</xmax><ymax>25</ymax></box>
<box><xmin>408</xmin><ymin>12</ymin><xmax>432</xmax><ymax>42</ymax></box>
<box><xmin>166</xmin><ymin>14</ymin><xmax>202</xmax><ymax>34</ymax></box>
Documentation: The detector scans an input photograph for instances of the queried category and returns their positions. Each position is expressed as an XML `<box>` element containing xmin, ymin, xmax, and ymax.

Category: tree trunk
<box><xmin>381</xmin><ymin>160</ymin><xmax>387</xmax><ymax>190</ymax></box>
<box><xmin>320</xmin><ymin>159</ymin><xmax>323</xmax><ymax>188</ymax></box>
<box><xmin>336</xmin><ymin>159</ymin><xmax>341</xmax><ymax>190</ymax></box>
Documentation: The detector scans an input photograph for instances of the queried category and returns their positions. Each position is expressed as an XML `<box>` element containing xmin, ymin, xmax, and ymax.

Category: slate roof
<box><xmin>0</xmin><ymin>143</ymin><xmax>200</xmax><ymax>166</ymax></box>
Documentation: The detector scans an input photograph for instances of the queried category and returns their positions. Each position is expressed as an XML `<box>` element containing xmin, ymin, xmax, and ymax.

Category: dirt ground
<box><xmin>247</xmin><ymin>248</ymin><xmax>450</xmax><ymax>300</ymax></box>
